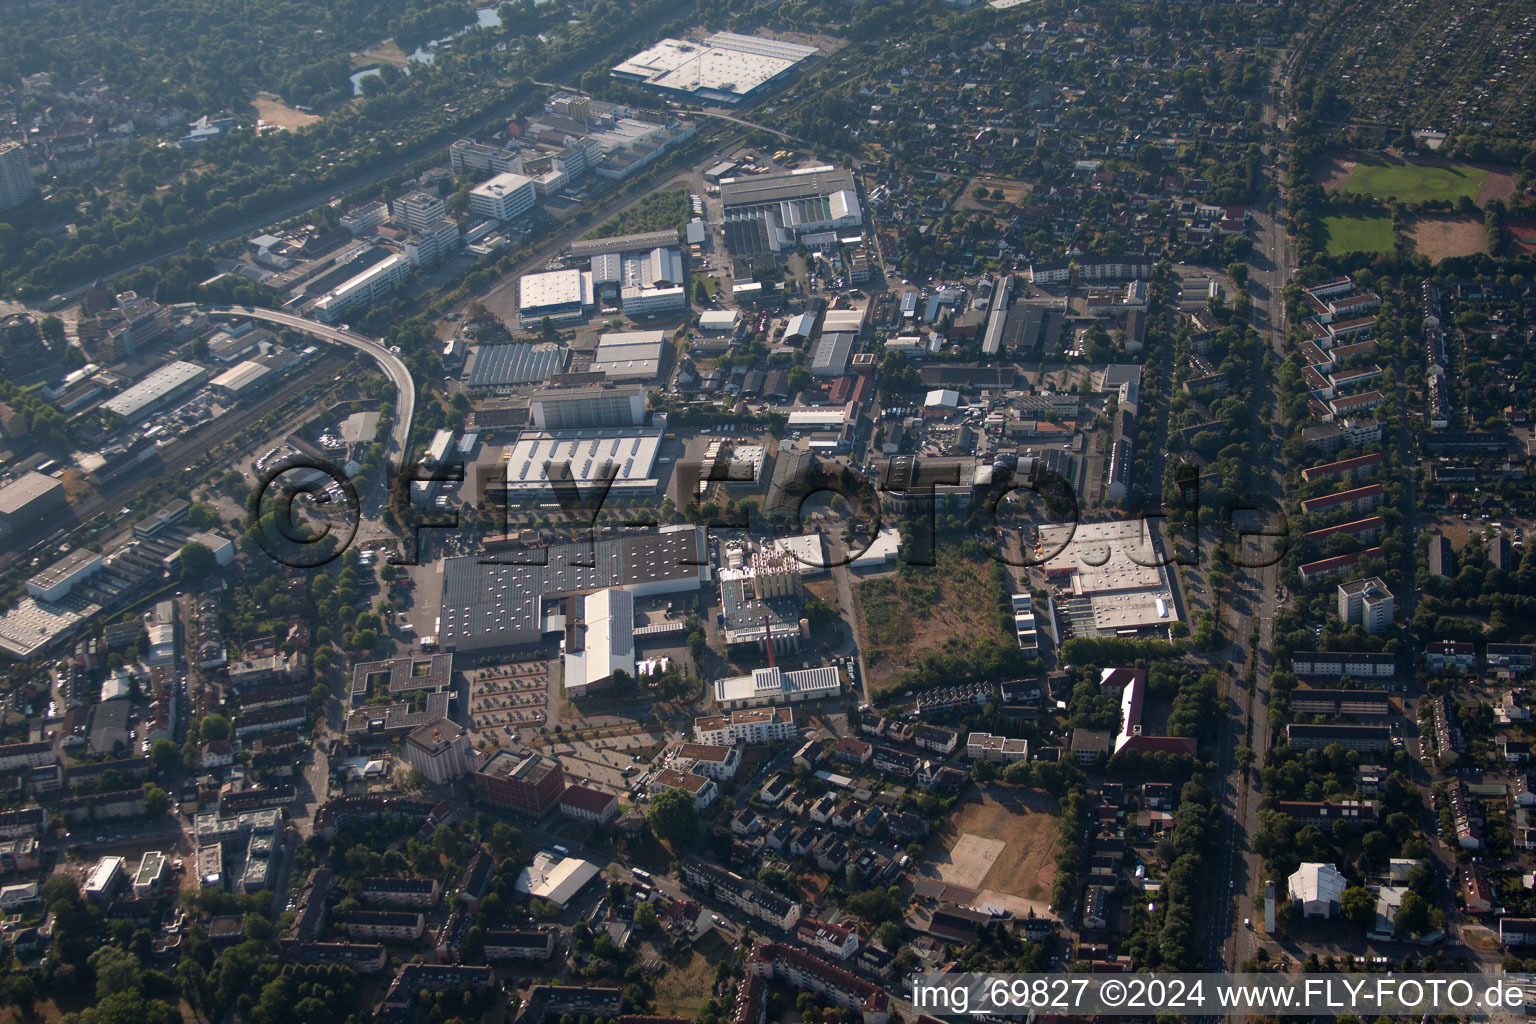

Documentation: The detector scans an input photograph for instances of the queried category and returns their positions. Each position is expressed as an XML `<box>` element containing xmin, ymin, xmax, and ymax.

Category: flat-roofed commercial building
<box><xmin>102</xmin><ymin>361</ymin><xmax>209</xmax><ymax>422</ymax></box>
<box><xmin>612</xmin><ymin>33</ymin><xmax>817</xmax><ymax>106</ymax></box>
<box><xmin>437</xmin><ymin>527</ymin><xmax>706</xmax><ymax>651</ymax></box>
<box><xmin>473</xmin><ymin>751</ymin><xmax>566</xmax><ymax>816</ymax></box>
<box><xmin>591</xmin><ymin>331</ymin><xmax>667</xmax><ymax>381</ymax></box>
<box><xmin>494</xmin><ymin>427</ymin><xmax>663</xmax><ymax>503</ymax></box>
<box><xmin>517</xmin><ymin>268</ymin><xmax>594</xmax><ymax>328</ymax></box>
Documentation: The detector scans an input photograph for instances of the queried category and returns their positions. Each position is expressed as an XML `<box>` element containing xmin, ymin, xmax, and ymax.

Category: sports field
<box><xmin>1319</xmin><ymin>213</ymin><xmax>1395</xmax><ymax>257</ymax></box>
<box><xmin>1339</xmin><ymin>159</ymin><xmax>1489</xmax><ymax>203</ymax></box>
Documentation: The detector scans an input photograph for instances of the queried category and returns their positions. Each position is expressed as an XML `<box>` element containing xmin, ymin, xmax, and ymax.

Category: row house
<box><xmin>343</xmin><ymin>910</ymin><xmax>425</xmax><ymax>942</ymax></box>
<box><xmin>483</xmin><ymin>928</ymin><xmax>557</xmax><ymax>962</ymax></box>
<box><xmin>1285</xmin><ymin>723</ymin><xmax>1391</xmax><ymax>754</ymax></box>
<box><xmin>1270</xmin><ymin>800</ymin><xmax>1380</xmax><ymax>829</ymax></box>
<box><xmin>680</xmin><ymin>858</ymin><xmax>802</xmax><ymax>931</ymax></box>
<box><xmin>1489</xmin><ymin>644</ymin><xmax>1536</xmax><ymax>675</ymax></box>
<box><xmin>359</xmin><ymin>876</ymin><xmax>440</xmax><ymax>909</ymax></box>
<box><xmin>1426</xmin><ymin>641</ymin><xmax>1478</xmax><ymax>673</ymax></box>
<box><xmin>738</xmin><ymin>943</ymin><xmax>890</xmax><ymax>1024</ymax></box>
<box><xmin>1289</xmin><ymin>650</ymin><xmax>1396</xmax><ymax>679</ymax></box>
<box><xmin>1288</xmin><ymin>688</ymin><xmax>1392</xmax><ymax>718</ymax></box>
<box><xmin>1299</xmin><ymin>483</ymin><xmax>1383</xmax><ymax>518</ymax></box>
<box><xmin>1301</xmin><ymin>452</ymin><xmax>1384</xmax><ymax>484</ymax></box>
<box><xmin>279</xmin><ymin>941</ymin><xmax>387</xmax><ymax>974</ymax></box>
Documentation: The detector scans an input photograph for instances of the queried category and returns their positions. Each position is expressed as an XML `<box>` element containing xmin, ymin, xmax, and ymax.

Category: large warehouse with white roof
<box><xmin>611</xmin><ymin>33</ymin><xmax>817</xmax><ymax>106</ymax></box>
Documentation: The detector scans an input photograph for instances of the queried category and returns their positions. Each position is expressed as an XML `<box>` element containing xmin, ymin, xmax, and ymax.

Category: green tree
<box><xmin>179</xmin><ymin>541</ymin><xmax>216</xmax><ymax>581</ymax></box>
<box><xmin>88</xmin><ymin>945</ymin><xmax>142</xmax><ymax>1001</ymax></box>
<box><xmin>199</xmin><ymin>714</ymin><xmax>231</xmax><ymax>742</ymax></box>
<box><xmin>646</xmin><ymin>786</ymin><xmax>699</xmax><ymax>848</ymax></box>
<box><xmin>150</xmin><ymin>738</ymin><xmax>178</xmax><ymax>773</ymax></box>
<box><xmin>1340</xmin><ymin>885</ymin><xmax>1376</xmax><ymax>931</ymax></box>
<box><xmin>1394</xmin><ymin>890</ymin><xmax>1431</xmax><ymax>935</ymax></box>
<box><xmin>143</xmin><ymin>784</ymin><xmax>170</xmax><ymax>818</ymax></box>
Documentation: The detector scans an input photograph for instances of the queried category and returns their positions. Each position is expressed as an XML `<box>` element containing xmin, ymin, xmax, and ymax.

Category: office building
<box><xmin>473</xmin><ymin>751</ymin><xmax>566</xmax><ymax>816</ymax></box>
<box><xmin>469</xmin><ymin>172</ymin><xmax>536</xmax><ymax>222</ymax></box>
<box><xmin>402</xmin><ymin>718</ymin><xmax>475</xmax><ymax>785</ymax></box>
<box><xmin>394</xmin><ymin>191</ymin><xmax>446</xmax><ymax>234</ymax></box>
<box><xmin>314</xmin><ymin>254</ymin><xmax>410</xmax><ymax>323</ymax></box>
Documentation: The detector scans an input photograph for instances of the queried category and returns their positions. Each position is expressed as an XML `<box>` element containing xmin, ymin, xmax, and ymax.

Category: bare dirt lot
<box><xmin>1405</xmin><ymin>213</ymin><xmax>1489</xmax><ymax>261</ymax></box>
<box><xmin>1478</xmin><ymin>168</ymin><xmax>1517</xmax><ymax>204</ymax></box>
<box><xmin>251</xmin><ymin>92</ymin><xmax>319</xmax><ymax>130</ymax></box>
<box><xmin>921</xmin><ymin>787</ymin><xmax>1061</xmax><ymax>916</ymax></box>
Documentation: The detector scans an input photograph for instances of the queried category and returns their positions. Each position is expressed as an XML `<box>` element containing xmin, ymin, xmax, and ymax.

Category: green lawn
<box><xmin>1319</xmin><ymin>213</ymin><xmax>1396</xmax><ymax>256</ymax></box>
<box><xmin>1340</xmin><ymin>159</ymin><xmax>1489</xmax><ymax>204</ymax></box>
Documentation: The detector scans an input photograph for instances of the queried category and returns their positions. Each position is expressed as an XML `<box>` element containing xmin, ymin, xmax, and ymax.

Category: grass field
<box><xmin>654</xmin><ymin>938</ymin><xmax>729</xmax><ymax>1017</ymax></box>
<box><xmin>1340</xmin><ymin>159</ymin><xmax>1489</xmax><ymax>203</ymax></box>
<box><xmin>1319</xmin><ymin>213</ymin><xmax>1396</xmax><ymax>256</ymax></box>
<box><xmin>855</xmin><ymin>547</ymin><xmax>1013</xmax><ymax>693</ymax></box>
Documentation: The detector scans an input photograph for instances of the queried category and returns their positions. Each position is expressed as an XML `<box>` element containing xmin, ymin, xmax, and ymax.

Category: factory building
<box><xmin>101</xmin><ymin>361</ymin><xmax>209</xmax><ymax>422</ymax></box>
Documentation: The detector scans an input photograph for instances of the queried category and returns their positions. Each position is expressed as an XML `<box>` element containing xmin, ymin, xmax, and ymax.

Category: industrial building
<box><xmin>102</xmin><ymin>361</ymin><xmax>209</xmax><ymax>422</ymax></box>
<box><xmin>517</xmin><ymin>268</ymin><xmax>594</xmax><ymax>328</ymax></box>
<box><xmin>463</xmin><ymin>342</ymin><xmax>569</xmax><ymax>389</ymax></box>
<box><xmin>720</xmin><ymin>166</ymin><xmax>862</xmax><ymax>257</ymax></box>
<box><xmin>590</xmin><ymin>331</ymin><xmax>667</xmax><ymax>380</ymax></box>
<box><xmin>468</xmin><ymin>172</ymin><xmax>537</xmax><ymax>222</ymax></box>
<box><xmin>563</xmin><ymin>588</ymin><xmax>636</xmax><ymax>699</ymax></box>
<box><xmin>529</xmin><ymin>384</ymin><xmax>646</xmax><ymax>429</ymax></box>
<box><xmin>0</xmin><ymin>472</ymin><xmax>67</xmax><ymax>534</ymax></box>
<box><xmin>713</xmin><ymin>664</ymin><xmax>842</xmax><ymax>709</ymax></box>
<box><xmin>208</xmin><ymin>361</ymin><xmax>273</xmax><ymax>401</ymax></box>
<box><xmin>437</xmin><ymin>526</ymin><xmax>708</xmax><ymax>651</ymax></box>
<box><xmin>494</xmin><ymin>427</ymin><xmax>663</xmax><ymax>502</ymax></box>
<box><xmin>611</xmin><ymin>32</ymin><xmax>818</xmax><ymax>106</ymax></box>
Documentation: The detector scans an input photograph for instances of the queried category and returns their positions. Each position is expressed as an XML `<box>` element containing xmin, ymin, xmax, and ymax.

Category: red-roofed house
<box><xmin>558</xmin><ymin>784</ymin><xmax>619</xmax><ymax>825</ymax></box>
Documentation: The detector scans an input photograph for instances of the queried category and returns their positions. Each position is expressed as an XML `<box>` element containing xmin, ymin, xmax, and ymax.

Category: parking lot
<box><xmin>465</xmin><ymin>660</ymin><xmax>551</xmax><ymax>741</ymax></box>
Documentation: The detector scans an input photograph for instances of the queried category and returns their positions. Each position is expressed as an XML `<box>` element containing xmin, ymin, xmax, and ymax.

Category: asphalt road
<box><xmin>207</xmin><ymin>305</ymin><xmax>416</xmax><ymax>461</ymax></box>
